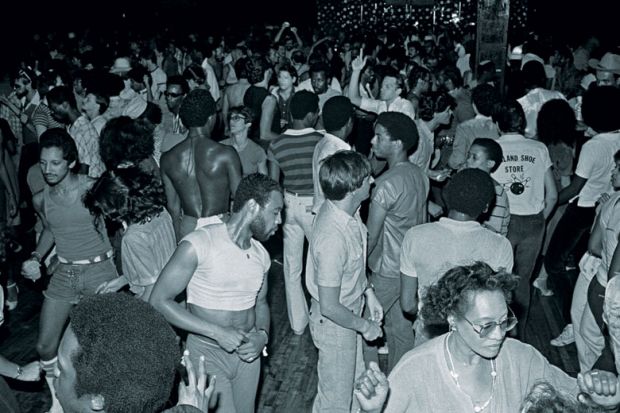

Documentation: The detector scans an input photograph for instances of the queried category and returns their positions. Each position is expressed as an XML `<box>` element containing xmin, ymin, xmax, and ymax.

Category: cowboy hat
<box><xmin>589</xmin><ymin>53</ymin><xmax>620</xmax><ymax>75</ymax></box>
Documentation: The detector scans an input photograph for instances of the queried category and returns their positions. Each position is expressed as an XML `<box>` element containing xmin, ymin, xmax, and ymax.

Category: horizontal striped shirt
<box><xmin>268</xmin><ymin>128</ymin><xmax>322</xmax><ymax>195</ymax></box>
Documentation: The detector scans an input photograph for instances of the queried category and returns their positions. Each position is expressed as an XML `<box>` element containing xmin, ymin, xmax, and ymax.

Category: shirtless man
<box><xmin>160</xmin><ymin>88</ymin><xmax>242</xmax><ymax>240</ymax></box>
<box><xmin>150</xmin><ymin>173</ymin><xmax>283</xmax><ymax>413</ymax></box>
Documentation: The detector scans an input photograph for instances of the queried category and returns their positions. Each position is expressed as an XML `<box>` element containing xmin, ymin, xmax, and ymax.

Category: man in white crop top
<box><xmin>151</xmin><ymin>173</ymin><xmax>283</xmax><ymax>413</ymax></box>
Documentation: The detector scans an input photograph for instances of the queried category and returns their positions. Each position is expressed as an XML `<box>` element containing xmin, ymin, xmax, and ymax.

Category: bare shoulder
<box><xmin>32</xmin><ymin>190</ymin><xmax>45</xmax><ymax>210</ymax></box>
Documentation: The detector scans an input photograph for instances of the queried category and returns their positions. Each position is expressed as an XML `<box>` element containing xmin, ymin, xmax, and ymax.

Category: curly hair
<box><xmin>420</xmin><ymin>262</ymin><xmax>518</xmax><ymax>325</ymax></box>
<box><xmin>83</xmin><ymin>166</ymin><xmax>166</xmax><ymax>225</ymax></box>
<box><xmin>232</xmin><ymin>173</ymin><xmax>281</xmax><ymax>213</ymax></box>
<box><xmin>443</xmin><ymin>168</ymin><xmax>495</xmax><ymax>218</ymax></box>
<box><xmin>179</xmin><ymin>88</ymin><xmax>216</xmax><ymax>127</ymax></box>
<box><xmin>69</xmin><ymin>293</ymin><xmax>180</xmax><ymax>413</ymax></box>
<box><xmin>99</xmin><ymin>117</ymin><xmax>154</xmax><ymax>170</ymax></box>
<box><xmin>520</xmin><ymin>381</ymin><xmax>584</xmax><ymax>413</ymax></box>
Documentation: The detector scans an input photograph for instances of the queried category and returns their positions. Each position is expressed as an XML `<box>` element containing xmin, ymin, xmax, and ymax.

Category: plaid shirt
<box><xmin>68</xmin><ymin>115</ymin><xmax>106</xmax><ymax>178</ymax></box>
<box><xmin>0</xmin><ymin>95</ymin><xmax>23</xmax><ymax>144</ymax></box>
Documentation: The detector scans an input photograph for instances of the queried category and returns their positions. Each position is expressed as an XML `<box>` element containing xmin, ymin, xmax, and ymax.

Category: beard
<box><xmin>250</xmin><ymin>215</ymin><xmax>270</xmax><ymax>242</ymax></box>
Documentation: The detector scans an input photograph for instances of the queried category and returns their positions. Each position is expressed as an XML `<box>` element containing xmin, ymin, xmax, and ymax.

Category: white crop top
<box><xmin>182</xmin><ymin>223</ymin><xmax>271</xmax><ymax>311</ymax></box>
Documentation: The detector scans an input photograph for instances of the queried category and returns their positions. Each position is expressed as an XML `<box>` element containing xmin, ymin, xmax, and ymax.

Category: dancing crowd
<box><xmin>1</xmin><ymin>17</ymin><xmax>620</xmax><ymax>413</ymax></box>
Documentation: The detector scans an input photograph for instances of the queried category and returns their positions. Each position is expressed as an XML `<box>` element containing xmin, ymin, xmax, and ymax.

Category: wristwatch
<box><xmin>15</xmin><ymin>365</ymin><xmax>23</xmax><ymax>379</ymax></box>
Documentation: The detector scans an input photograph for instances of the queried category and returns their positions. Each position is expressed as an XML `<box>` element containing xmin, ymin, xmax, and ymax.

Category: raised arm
<box><xmin>347</xmin><ymin>49</ymin><xmax>367</xmax><ymax>108</ymax></box>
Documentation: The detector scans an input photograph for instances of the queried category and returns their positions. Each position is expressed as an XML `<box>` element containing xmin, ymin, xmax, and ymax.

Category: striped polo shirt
<box><xmin>268</xmin><ymin>128</ymin><xmax>322</xmax><ymax>195</ymax></box>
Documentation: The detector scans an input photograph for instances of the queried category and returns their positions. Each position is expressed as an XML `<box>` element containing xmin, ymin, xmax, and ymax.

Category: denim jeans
<box><xmin>545</xmin><ymin>202</ymin><xmax>596</xmax><ymax>323</ymax></box>
<box><xmin>283</xmin><ymin>192</ymin><xmax>314</xmax><ymax>334</ymax></box>
<box><xmin>506</xmin><ymin>212</ymin><xmax>545</xmax><ymax>338</ymax></box>
<box><xmin>363</xmin><ymin>273</ymin><xmax>414</xmax><ymax>373</ymax></box>
<box><xmin>309</xmin><ymin>299</ymin><xmax>364</xmax><ymax>413</ymax></box>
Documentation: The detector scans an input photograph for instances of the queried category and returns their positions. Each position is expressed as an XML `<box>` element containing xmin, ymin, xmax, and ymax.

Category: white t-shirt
<box><xmin>575</xmin><ymin>132</ymin><xmax>620</xmax><ymax>207</ymax></box>
<box><xmin>312</xmin><ymin>133</ymin><xmax>351</xmax><ymax>213</ymax></box>
<box><xmin>400</xmin><ymin>218</ymin><xmax>513</xmax><ymax>305</ymax></box>
<box><xmin>491</xmin><ymin>134</ymin><xmax>552</xmax><ymax>216</ymax></box>
<box><xmin>360</xmin><ymin>96</ymin><xmax>416</xmax><ymax>120</ymax></box>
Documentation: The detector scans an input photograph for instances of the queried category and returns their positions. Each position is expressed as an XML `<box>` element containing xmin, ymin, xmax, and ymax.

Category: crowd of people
<box><xmin>0</xmin><ymin>17</ymin><xmax>620</xmax><ymax>413</ymax></box>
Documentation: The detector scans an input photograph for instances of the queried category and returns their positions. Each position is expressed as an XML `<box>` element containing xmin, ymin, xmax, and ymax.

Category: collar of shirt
<box><xmin>283</xmin><ymin>127</ymin><xmax>318</xmax><ymax>136</ymax></box>
<box><xmin>322</xmin><ymin>200</ymin><xmax>363</xmax><ymax>229</ymax></box>
<box><xmin>499</xmin><ymin>133</ymin><xmax>526</xmax><ymax>141</ymax></box>
<box><xmin>474</xmin><ymin>113</ymin><xmax>492</xmax><ymax>121</ymax></box>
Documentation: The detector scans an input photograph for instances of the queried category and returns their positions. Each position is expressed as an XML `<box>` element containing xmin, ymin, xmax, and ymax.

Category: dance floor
<box><xmin>1</xmin><ymin>232</ymin><xmax>579</xmax><ymax>412</ymax></box>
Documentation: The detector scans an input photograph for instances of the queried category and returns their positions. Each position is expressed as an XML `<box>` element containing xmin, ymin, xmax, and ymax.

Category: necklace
<box><xmin>445</xmin><ymin>333</ymin><xmax>497</xmax><ymax>413</ymax></box>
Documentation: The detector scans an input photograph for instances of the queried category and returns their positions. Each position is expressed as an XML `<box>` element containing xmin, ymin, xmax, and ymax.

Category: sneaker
<box><xmin>550</xmin><ymin>324</ymin><xmax>575</xmax><ymax>346</ymax></box>
<box><xmin>533</xmin><ymin>277</ymin><xmax>554</xmax><ymax>296</ymax></box>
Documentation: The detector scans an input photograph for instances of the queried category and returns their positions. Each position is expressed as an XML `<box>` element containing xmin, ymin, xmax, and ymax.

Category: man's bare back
<box><xmin>161</xmin><ymin>135</ymin><xmax>242</xmax><ymax>235</ymax></box>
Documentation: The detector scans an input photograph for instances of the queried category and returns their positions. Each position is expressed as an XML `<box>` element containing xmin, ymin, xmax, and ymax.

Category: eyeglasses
<box><xmin>230</xmin><ymin>114</ymin><xmax>247</xmax><ymax>122</ymax></box>
<box><xmin>164</xmin><ymin>91</ymin><xmax>184</xmax><ymax>98</ymax></box>
<box><xmin>461</xmin><ymin>307</ymin><xmax>518</xmax><ymax>338</ymax></box>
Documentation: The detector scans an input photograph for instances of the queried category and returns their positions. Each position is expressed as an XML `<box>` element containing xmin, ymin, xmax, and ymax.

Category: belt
<box><xmin>57</xmin><ymin>250</ymin><xmax>114</xmax><ymax>265</ymax></box>
<box><xmin>284</xmin><ymin>189</ymin><xmax>313</xmax><ymax>197</ymax></box>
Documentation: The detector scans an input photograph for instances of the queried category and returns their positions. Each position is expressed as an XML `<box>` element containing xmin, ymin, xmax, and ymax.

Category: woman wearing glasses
<box><xmin>354</xmin><ymin>262</ymin><xmax>620</xmax><ymax>412</ymax></box>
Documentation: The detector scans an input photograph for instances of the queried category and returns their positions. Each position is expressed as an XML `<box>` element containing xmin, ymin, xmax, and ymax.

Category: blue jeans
<box><xmin>309</xmin><ymin>299</ymin><xmax>364</xmax><ymax>413</ymax></box>
<box><xmin>283</xmin><ymin>192</ymin><xmax>314</xmax><ymax>334</ymax></box>
<box><xmin>507</xmin><ymin>212</ymin><xmax>545</xmax><ymax>339</ymax></box>
<box><xmin>363</xmin><ymin>273</ymin><xmax>414</xmax><ymax>373</ymax></box>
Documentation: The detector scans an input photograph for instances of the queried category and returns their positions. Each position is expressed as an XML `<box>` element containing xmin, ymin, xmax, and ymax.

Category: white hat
<box><xmin>110</xmin><ymin>57</ymin><xmax>132</xmax><ymax>74</ymax></box>
<box><xmin>589</xmin><ymin>53</ymin><xmax>620</xmax><ymax>75</ymax></box>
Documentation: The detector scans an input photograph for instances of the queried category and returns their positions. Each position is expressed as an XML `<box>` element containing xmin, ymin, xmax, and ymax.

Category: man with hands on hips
<box><xmin>150</xmin><ymin>173</ymin><xmax>283</xmax><ymax>413</ymax></box>
<box><xmin>305</xmin><ymin>150</ymin><xmax>383</xmax><ymax>412</ymax></box>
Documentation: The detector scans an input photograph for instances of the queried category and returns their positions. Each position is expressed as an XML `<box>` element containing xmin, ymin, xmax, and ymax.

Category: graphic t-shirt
<box><xmin>491</xmin><ymin>134</ymin><xmax>552</xmax><ymax>216</ymax></box>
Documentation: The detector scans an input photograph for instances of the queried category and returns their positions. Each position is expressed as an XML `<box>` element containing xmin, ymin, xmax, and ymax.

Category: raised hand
<box><xmin>352</xmin><ymin>48</ymin><xmax>367</xmax><ymax>72</ymax></box>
